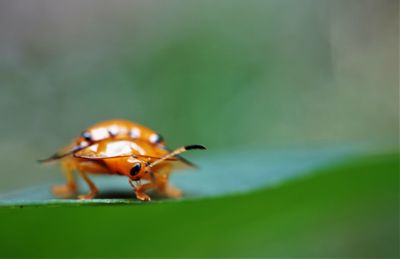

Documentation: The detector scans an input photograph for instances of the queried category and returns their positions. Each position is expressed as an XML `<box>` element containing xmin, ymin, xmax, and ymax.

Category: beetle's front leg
<box><xmin>129</xmin><ymin>180</ymin><xmax>156</xmax><ymax>201</ymax></box>
<box><xmin>152</xmin><ymin>164</ymin><xmax>182</xmax><ymax>198</ymax></box>
<box><xmin>155</xmin><ymin>173</ymin><xmax>182</xmax><ymax>198</ymax></box>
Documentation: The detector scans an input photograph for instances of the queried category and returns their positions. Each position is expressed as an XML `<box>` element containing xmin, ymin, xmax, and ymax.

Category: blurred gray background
<box><xmin>0</xmin><ymin>0</ymin><xmax>398</xmax><ymax>192</ymax></box>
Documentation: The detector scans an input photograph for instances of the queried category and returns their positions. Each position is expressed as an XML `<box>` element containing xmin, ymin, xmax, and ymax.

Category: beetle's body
<box><xmin>41</xmin><ymin>119</ymin><xmax>205</xmax><ymax>201</ymax></box>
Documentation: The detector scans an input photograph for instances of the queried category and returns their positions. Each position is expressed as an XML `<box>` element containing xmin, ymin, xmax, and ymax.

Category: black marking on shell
<box><xmin>82</xmin><ymin>131</ymin><xmax>92</xmax><ymax>141</ymax></box>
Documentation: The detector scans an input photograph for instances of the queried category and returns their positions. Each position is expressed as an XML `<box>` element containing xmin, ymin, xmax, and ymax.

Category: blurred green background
<box><xmin>0</xmin><ymin>0</ymin><xmax>398</xmax><ymax>257</ymax></box>
<box><xmin>0</xmin><ymin>0</ymin><xmax>397</xmax><ymax>190</ymax></box>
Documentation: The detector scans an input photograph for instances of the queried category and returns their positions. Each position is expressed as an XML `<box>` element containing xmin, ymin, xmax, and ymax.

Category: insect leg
<box><xmin>77</xmin><ymin>171</ymin><xmax>98</xmax><ymax>200</ymax></box>
<box><xmin>129</xmin><ymin>180</ymin><xmax>156</xmax><ymax>201</ymax></box>
<box><xmin>51</xmin><ymin>160</ymin><xmax>77</xmax><ymax>198</ymax></box>
<box><xmin>153</xmin><ymin>164</ymin><xmax>182</xmax><ymax>198</ymax></box>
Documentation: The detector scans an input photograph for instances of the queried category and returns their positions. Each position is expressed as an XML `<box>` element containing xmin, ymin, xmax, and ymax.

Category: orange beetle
<box><xmin>39</xmin><ymin>120</ymin><xmax>206</xmax><ymax>201</ymax></box>
<box><xmin>40</xmin><ymin>119</ymin><xmax>167</xmax><ymax>162</ymax></box>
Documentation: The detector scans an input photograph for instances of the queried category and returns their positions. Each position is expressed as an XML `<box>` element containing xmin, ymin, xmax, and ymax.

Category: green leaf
<box><xmin>0</xmin><ymin>150</ymin><xmax>398</xmax><ymax>257</ymax></box>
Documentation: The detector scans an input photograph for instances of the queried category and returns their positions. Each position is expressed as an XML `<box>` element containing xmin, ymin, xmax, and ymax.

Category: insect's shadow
<box><xmin>91</xmin><ymin>190</ymin><xmax>197</xmax><ymax>201</ymax></box>
<box><xmin>95</xmin><ymin>190</ymin><xmax>171</xmax><ymax>200</ymax></box>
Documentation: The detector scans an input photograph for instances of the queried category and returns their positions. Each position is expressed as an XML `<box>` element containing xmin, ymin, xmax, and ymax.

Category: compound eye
<box><xmin>129</xmin><ymin>163</ymin><xmax>141</xmax><ymax>176</ymax></box>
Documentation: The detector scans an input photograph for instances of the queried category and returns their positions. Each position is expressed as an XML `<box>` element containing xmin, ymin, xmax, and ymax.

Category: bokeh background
<box><xmin>0</xmin><ymin>0</ymin><xmax>398</xmax><ymax>257</ymax></box>
<box><xmin>0</xmin><ymin>0</ymin><xmax>397</xmax><ymax>191</ymax></box>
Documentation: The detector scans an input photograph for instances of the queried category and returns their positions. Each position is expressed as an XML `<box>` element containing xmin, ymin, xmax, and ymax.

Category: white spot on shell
<box><xmin>108</xmin><ymin>125</ymin><xmax>119</xmax><ymax>136</ymax></box>
<box><xmin>149</xmin><ymin>133</ymin><xmax>160</xmax><ymax>143</ymax></box>
<box><xmin>90</xmin><ymin>128</ymin><xmax>109</xmax><ymax>141</ymax></box>
<box><xmin>130</xmin><ymin>128</ymin><xmax>140</xmax><ymax>138</ymax></box>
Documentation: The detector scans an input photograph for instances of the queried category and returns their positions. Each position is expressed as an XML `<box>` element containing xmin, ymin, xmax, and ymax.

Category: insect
<box><xmin>39</xmin><ymin>120</ymin><xmax>206</xmax><ymax>201</ymax></box>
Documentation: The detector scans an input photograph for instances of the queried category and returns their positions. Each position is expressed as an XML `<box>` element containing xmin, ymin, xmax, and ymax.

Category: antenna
<box><xmin>146</xmin><ymin>144</ymin><xmax>206</xmax><ymax>169</ymax></box>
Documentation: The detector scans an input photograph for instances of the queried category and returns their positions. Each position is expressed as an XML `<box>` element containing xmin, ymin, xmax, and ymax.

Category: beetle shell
<box><xmin>76</xmin><ymin>119</ymin><xmax>165</xmax><ymax>147</ymax></box>
<box><xmin>41</xmin><ymin>119</ymin><xmax>165</xmax><ymax>162</ymax></box>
